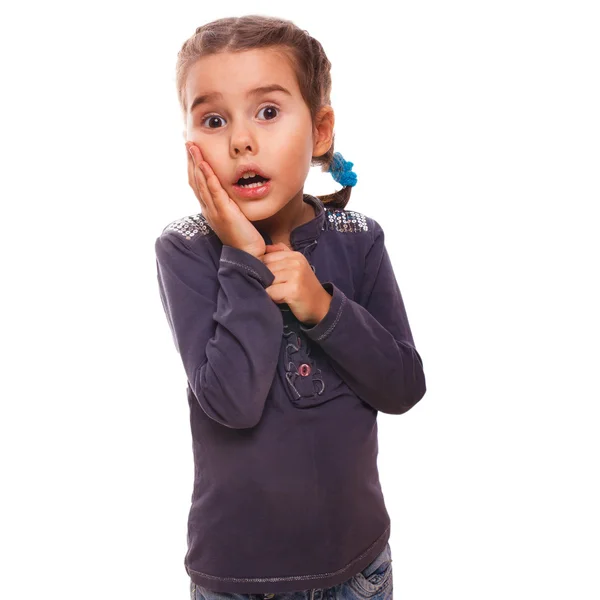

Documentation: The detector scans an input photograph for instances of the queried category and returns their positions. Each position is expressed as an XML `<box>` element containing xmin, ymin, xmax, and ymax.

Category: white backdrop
<box><xmin>1</xmin><ymin>1</ymin><xmax>599</xmax><ymax>598</ymax></box>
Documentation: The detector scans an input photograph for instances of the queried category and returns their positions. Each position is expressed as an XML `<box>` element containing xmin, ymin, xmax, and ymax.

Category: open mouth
<box><xmin>235</xmin><ymin>174</ymin><xmax>271</xmax><ymax>189</ymax></box>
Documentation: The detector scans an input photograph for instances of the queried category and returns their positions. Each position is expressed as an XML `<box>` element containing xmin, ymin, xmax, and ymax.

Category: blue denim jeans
<box><xmin>190</xmin><ymin>541</ymin><xmax>393</xmax><ymax>599</ymax></box>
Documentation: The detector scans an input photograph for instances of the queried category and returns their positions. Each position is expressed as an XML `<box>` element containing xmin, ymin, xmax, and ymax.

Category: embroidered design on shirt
<box><xmin>282</xmin><ymin>321</ymin><xmax>325</xmax><ymax>401</ymax></box>
<box><xmin>323</xmin><ymin>208</ymin><xmax>369</xmax><ymax>233</ymax></box>
<box><xmin>163</xmin><ymin>213</ymin><xmax>212</xmax><ymax>240</ymax></box>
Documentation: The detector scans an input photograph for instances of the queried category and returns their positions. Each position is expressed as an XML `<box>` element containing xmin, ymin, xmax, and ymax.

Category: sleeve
<box><xmin>155</xmin><ymin>232</ymin><xmax>283</xmax><ymax>429</ymax></box>
<box><xmin>298</xmin><ymin>218</ymin><xmax>426</xmax><ymax>414</ymax></box>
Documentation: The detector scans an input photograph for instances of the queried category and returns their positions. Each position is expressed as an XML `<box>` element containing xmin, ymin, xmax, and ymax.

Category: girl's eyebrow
<box><xmin>190</xmin><ymin>84</ymin><xmax>292</xmax><ymax>113</ymax></box>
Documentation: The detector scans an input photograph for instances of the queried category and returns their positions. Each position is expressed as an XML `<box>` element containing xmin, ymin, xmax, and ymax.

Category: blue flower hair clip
<box><xmin>327</xmin><ymin>151</ymin><xmax>357</xmax><ymax>187</ymax></box>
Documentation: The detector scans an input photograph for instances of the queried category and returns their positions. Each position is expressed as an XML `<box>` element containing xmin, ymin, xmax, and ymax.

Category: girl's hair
<box><xmin>175</xmin><ymin>14</ymin><xmax>352</xmax><ymax>210</ymax></box>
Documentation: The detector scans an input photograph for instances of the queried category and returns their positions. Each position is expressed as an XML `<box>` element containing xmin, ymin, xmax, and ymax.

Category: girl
<box><xmin>155</xmin><ymin>14</ymin><xmax>426</xmax><ymax>600</ymax></box>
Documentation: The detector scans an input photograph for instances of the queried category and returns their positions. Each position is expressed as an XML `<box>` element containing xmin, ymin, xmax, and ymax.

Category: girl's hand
<box><xmin>185</xmin><ymin>142</ymin><xmax>266</xmax><ymax>259</ymax></box>
<box><xmin>261</xmin><ymin>243</ymin><xmax>333</xmax><ymax>325</ymax></box>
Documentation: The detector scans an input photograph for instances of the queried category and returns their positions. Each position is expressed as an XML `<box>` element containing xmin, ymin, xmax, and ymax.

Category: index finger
<box><xmin>186</xmin><ymin>144</ymin><xmax>213</xmax><ymax>211</ymax></box>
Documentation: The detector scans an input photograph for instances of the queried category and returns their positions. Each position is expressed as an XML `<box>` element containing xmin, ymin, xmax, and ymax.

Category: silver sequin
<box><xmin>163</xmin><ymin>213</ymin><xmax>212</xmax><ymax>240</ymax></box>
<box><xmin>323</xmin><ymin>208</ymin><xmax>369</xmax><ymax>233</ymax></box>
<box><xmin>164</xmin><ymin>206</ymin><xmax>369</xmax><ymax>241</ymax></box>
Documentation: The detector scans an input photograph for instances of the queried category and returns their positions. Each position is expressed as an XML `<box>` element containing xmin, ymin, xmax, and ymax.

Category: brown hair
<box><xmin>175</xmin><ymin>14</ymin><xmax>353</xmax><ymax>210</ymax></box>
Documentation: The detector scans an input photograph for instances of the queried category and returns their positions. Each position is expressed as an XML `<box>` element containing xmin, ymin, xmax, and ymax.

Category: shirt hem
<box><xmin>185</xmin><ymin>521</ymin><xmax>391</xmax><ymax>594</ymax></box>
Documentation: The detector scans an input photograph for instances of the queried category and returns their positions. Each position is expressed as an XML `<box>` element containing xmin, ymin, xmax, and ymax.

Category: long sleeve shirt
<box><xmin>154</xmin><ymin>193</ymin><xmax>426</xmax><ymax>594</ymax></box>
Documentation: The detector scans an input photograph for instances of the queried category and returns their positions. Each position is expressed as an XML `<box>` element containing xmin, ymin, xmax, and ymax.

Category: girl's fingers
<box><xmin>186</xmin><ymin>147</ymin><xmax>201</xmax><ymax>204</ymax></box>
<box><xmin>186</xmin><ymin>145</ymin><xmax>199</xmax><ymax>196</ymax></box>
<box><xmin>187</xmin><ymin>144</ymin><xmax>232</xmax><ymax>219</ymax></box>
<box><xmin>187</xmin><ymin>145</ymin><xmax>213</xmax><ymax>211</ymax></box>
<box><xmin>196</xmin><ymin>161</ymin><xmax>219</xmax><ymax>201</ymax></box>
<box><xmin>195</xmin><ymin>160</ymin><xmax>232</xmax><ymax>215</ymax></box>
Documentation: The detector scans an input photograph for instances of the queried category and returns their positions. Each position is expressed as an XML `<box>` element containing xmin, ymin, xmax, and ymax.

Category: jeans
<box><xmin>190</xmin><ymin>541</ymin><xmax>393</xmax><ymax>599</ymax></box>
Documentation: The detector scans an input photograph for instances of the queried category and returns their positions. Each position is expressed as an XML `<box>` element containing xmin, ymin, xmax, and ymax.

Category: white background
<box><xmin>1</xmin><ymin>1</ymin><xmax>599</xmax><ymax>598</ymax></box>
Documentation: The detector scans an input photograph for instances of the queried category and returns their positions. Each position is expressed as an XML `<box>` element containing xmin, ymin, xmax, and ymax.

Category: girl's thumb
<box><xmin>265</xmin><ymin>243</ymin><xmax>289</xmax><ymax>251</ymax></box>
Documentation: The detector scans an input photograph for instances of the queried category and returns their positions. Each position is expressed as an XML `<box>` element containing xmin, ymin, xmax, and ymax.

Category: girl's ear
<box><xmin>312</xmin><ymin>106</ymin><xmax>335</xmax><ymax>156</ymax></box>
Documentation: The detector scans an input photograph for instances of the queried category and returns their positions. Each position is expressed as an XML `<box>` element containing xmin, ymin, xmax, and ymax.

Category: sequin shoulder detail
<box><xmin>323</xmin><ymin>207</ymin><xmax>369</xmax><ymax>233</ymax></box>
<box><xmin>162</xmin><ymin>212</ymin><xmax>214</xmax><ymax>241</ymax></box>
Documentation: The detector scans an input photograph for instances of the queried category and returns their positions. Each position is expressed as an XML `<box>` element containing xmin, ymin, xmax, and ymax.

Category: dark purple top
<box><xmin>154</xmin><ymin>193</ymin><xmax>426</xmax><ymax>593</ymax></box>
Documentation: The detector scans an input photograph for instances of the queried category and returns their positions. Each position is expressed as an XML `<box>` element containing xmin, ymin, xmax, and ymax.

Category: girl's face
<box><xmin>183</xmin><ymin>48</ymin><xmax>323</xmax><ymax>220</ymax></box>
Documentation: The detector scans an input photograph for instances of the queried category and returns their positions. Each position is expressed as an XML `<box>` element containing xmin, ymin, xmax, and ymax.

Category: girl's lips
<box><xmin>232</xmin><ymin>179</ymin><xmax>272</xmax><ymax>199</ymax></box>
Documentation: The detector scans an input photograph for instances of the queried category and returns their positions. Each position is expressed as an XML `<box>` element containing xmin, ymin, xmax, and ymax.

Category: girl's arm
<box><xmin>299</xmin><ymin>218</ymin><xmax>426</xmax><ymax>414</ymax></box>
<box><xmin>155</xmin><ymin>229</ymin><xmax>283</xmax><ymax>428</ymax></box>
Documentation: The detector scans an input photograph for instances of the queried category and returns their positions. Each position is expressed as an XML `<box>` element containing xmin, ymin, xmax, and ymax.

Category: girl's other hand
<box><xmin>185</xmin><ymin>142</ymin><xmax>266</xmax><ymax>259</ymax></box>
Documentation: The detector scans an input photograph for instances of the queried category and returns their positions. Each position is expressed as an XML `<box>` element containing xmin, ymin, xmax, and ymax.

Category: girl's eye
<box><xmin>257</xmin><ymin>105</ymin><xmax>279</xmax><ymax>121</ymax></box>
<box><xmin>201</xmin><ymin>105</ymin><xmax>280</xmax><ymax>129</ymax></box>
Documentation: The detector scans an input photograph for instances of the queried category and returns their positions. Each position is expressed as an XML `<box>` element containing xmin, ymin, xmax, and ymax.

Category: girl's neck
<box><xmin>254</xmin><ymin>192</ymin><xmax>315</xmax><ymax>247</ymax></box>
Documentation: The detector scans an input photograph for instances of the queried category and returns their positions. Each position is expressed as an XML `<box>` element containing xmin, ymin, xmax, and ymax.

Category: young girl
<box><xmin>155</xmin><ymin>15</ymin><xmax>426</xmax><ymax>600</ymax></box>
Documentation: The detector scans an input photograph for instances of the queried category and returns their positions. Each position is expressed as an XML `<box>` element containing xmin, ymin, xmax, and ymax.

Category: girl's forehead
<box><xmin>185</xmin><ymin>49</ymin><xmax>298</xmax><ymax>103</ymax></box>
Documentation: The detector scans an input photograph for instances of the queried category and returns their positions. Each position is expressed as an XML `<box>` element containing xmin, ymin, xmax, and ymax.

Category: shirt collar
<box><xmin>259</xmin><ymin>193</ymin><xmax>326</xmax><ymax>249</ymax></box>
